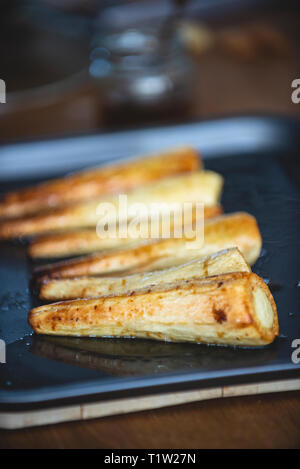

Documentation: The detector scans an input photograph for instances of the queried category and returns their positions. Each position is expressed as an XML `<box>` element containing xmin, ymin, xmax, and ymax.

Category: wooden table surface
<box><xmin>1</xmin><ymin>391</ymin><xmax>299</xmax><ymax>449</ymax></box>
<box><xmin>0</xmin><ymin>10</ymin><xmax>300</xmax><ymax>449</ymax></box>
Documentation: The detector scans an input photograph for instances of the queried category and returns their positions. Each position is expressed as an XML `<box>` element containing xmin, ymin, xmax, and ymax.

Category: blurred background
<box><xmin>0</xmin><ymin>0</ymin><xmax>299</xmax><ymax>141</ymax></box>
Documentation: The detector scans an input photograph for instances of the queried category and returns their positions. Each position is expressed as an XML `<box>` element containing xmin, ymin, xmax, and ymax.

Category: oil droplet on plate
<box><xmin>259</xmin><ymin>248</ymin><xmax>268</xmax><ymax>258</ymax></box>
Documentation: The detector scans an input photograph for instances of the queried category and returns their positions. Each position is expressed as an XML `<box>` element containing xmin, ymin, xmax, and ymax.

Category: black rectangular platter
<box><xmin>0</xmin><ymin>115</ymin><xmax>299</xmax><ymax>410</ymax></box>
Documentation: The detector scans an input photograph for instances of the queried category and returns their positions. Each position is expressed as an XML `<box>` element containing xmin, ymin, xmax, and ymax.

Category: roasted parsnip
<box><xmin>29</xmin><ymin>204</ymin><xmax>223</xmax><ymax>259</ymax></box>
<box><xmin>0</xmin><ymin>171</ymin><xmax>222</xmax><ymax>239</ymax></box>
<box><xmin>35</xmin><ymin>212</ymin><xmax>262</xmax><ymax>284</ymax></box>
<box><xmin>29</xmin><ymin>272</ymin><xmax>279</xmax><ymax>346</ymax></box>
<box><xmin>0</xmin><ymin>146</ymin><xmax>200</xmax><ymax>218</ymax></box>
<box><xmin>40</xmin><ymin>248</ymin><xmax>250</xmax><ymax>300</ymax></box>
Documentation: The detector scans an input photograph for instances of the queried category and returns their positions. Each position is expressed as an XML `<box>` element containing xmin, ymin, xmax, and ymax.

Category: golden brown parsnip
<box><xmin>0</xmin><ymin>171</ymin><xmax>222</xmax><ymax>239</ymax></box>
<box><xmin>35</xmin><ymin>212</ymin><xmax>262</xmax><ymax>284</ymax></box>
<box><xmin>29</xmin><ymin>204</ymin><xmax>222</xmax><ymax>258</ymax></box>
<box><xmin>40</xmin><ymin>248</ymin><xmax>250</xmax><ymax>300</ymax></box>
<box><xmin>29</xmin><ymin>272</ymin><xmax>279</xmax><ymax>347</ymax></box>
<box><xmin>0</xmin><ymin>146</ymin><xmax>200</xmax><ymax>218</ymax></box>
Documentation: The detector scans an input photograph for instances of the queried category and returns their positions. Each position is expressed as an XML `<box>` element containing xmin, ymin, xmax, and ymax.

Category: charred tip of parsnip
<box><xmin>29</xmin><ymin>272</ymin><xmax>279</xmax><ymax>347</ymax></box>
<box><xmin>39</xmin><ymin>247</ymin><xmax>251</xmax><ymax>301</ymax></box>
<box><xmin>0</xmin><ymin>146</ymin><xmax>201</xmax><ymax>219</ymax></box>
<box><xmin>28</xmin><ymin>204</ymin><xmax>223</xmax><ymax>259</ymax></box>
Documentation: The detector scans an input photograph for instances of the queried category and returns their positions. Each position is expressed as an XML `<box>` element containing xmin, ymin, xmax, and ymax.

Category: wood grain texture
<box><xmin>1</xmin><ymin>389</ymin><xmax>300</xmax><ymax>448</ymax></box>
<box><xmin>1</xmin><ymin>379</ymin><xmax>299</xmax><ymax>432</ymax></box>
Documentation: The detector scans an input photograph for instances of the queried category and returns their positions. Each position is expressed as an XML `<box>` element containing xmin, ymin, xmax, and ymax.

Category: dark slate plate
<box><xmin>0</xmin><ymin>116</ymin><xmax>299</xmax><ymax>409</ymax></box>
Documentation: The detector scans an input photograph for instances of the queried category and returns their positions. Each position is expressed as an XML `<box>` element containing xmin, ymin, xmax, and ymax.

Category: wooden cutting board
<box><xmin>1</xmin><ymin>377</ymin><xmax>299</xmax><ymax>430</ymax></box>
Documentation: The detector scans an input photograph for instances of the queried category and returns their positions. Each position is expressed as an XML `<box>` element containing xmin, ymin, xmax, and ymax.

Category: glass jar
<box><xmin>90</xmin><ymin>23</ymin><xmax>195</xmax><ymax>128</ymax></box>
